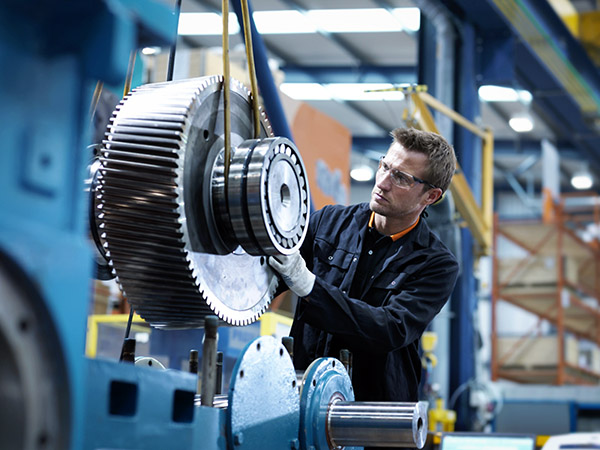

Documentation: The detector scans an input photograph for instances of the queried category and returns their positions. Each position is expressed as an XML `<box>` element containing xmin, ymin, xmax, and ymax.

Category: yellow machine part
<box><xmin>428</xmin><ymin>397</ymin><xmax>456</xmax><ymax>433</ymax></box>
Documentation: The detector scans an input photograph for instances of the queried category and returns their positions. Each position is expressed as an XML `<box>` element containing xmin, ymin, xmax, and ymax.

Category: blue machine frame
<box><xmin>0</xmin><ymin>1</ymin><xmax>175</xmax><ymax>448</ymax></box>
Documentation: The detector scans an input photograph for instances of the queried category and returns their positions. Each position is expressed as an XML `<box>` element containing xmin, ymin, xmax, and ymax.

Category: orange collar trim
<box><xmin>368</xmin><ymin>212</ymin><xmax>420</xmax><ymax>242</ymax></box>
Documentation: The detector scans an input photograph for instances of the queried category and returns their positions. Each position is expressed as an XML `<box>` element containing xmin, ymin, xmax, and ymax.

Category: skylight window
<box><xmin>253</xmin><ymin>11</ymin><xmax>317</xmax><ymax>34</ymax></box>
<box><xmin>391</xmin><ymin>8</ymin><xmax>421</xmax><ymax>32</ymax></box>
<box><xmin>177</xmin><ymin>8</ymin><xmax>421</xmax><ymax>36</ymax></box>
<box><xmin>306</xmin><ymin>9</ymin><xmax>403</xmax><ymax>33</ymax></box>
<box><xmin>178</xmin><ymin>13</ymin><xmax>240</xmax><ymax>36</ymax></box>
<box><xmin>280</xmin><ymin>83</ymin><xmax>332</xmax><ymax>100</ymax></box>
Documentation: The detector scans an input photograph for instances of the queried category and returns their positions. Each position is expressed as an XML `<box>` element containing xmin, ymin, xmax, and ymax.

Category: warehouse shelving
<box><xmin>492</xmin><ymin>193</ymin><xmax>600</xmax><ymax>385</ymax></box>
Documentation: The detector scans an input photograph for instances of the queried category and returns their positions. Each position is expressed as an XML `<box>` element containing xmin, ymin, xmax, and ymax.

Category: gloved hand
<box><xmin>268</xmin><ymin>251</ymin><xmax>315</xmax><ymax>298</ymax></box>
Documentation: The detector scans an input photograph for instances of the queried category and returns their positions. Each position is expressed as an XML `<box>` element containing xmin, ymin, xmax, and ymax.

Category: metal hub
<box><xmin>95</xmin><ymin>76</ymin><xmax>309</xmax><ymax>327</ymax></box>
<box><xmin>299</xmin><ymin>358</ymin><xmax>355</xmax><ymax>450</ymax></box>
<box><xmin>217</xmin><ymin>137</ymin><xmax>309</xmax><ymax>255</ymax></box>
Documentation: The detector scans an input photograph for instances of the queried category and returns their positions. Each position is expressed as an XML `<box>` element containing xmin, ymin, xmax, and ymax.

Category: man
<box><xmin>269</xmin><ymin>127</ymin><xmax>459</xmax><ymax>403</ymax></box>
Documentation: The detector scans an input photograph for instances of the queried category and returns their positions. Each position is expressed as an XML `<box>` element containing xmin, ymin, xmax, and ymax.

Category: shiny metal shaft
<box><xmin>327</xmin><ymin>401</ymin><xmax>428</xmax><ymax>449</ymax></box>
<box><xmin>200</xmin><ymin>316</ymin><xmax>218</xmax><ymax>406</ymax></box>
<box><xmin>195</xmin><ymin>394</ymin><xmax>228</xmax><ymax>409</ymax></box>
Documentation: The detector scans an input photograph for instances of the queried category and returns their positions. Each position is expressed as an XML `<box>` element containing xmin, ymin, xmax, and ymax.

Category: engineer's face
<box><xmin>369</xmin><ymin>142</ymin><xmax>441</xmax><ymax>220</ymax></box>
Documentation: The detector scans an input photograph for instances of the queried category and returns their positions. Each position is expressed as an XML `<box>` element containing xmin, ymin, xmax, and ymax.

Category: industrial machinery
<box><xmin>0</xmin><ymin>1</ymin><xmax>428</xmax><ymax>449</ymax></box>
<box><xmin>84</xmin><ymin>329</ymin><xmax>429</xmax><ymax>449</ymax></box>
<box><xmin>91</xmin><ymin>75</ymin><xmax>310</xmax><ymax>327</ymax></box>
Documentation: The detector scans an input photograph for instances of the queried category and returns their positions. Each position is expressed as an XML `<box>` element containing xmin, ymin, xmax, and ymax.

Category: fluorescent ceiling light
<box><xmin>280</xmin><ymin>83</ymin><xmax>332</xmax><ymax>100</ymax></box>
<box><xmin>478</xmin><ymin>85</ymin><xmax>532</xmax><ymax>103</ymax></box>
<box><xmin>350</xmin><ymin>165</ymin><xmax>375</xmax><ymax>182</ymax></box>
<box><xmin>141</xmin><ymin>47</ymin><xmax>160</xmax><ymax>55</ymax></box>
<box><xmin>280</xmin><ymin>83</ymin><xmax>406</xmax><ymax>101</ymax></box>
<box><xmin>307</xmin><ymin>8</ymin><xmax>402</xmax><ymax>33</ymax></box>
<box><xmin>509</xmin><ymin>116</ymin><xmax>534</xmax><ymax>133</ymax></box>
<box><xmin>391</xmin><ymin>8</ymin><xmax>421</xmax><ymax>32</ymax></box>
<box><xmin>178</xmin><ymin>12</ymin><xmax>240</xmax><ymax>35</ymax></box>
<box><xmin>253</xmin><ymin>11</ymin><xmax>317</xmax><ymax>33</ymax></box>
<box><xmin>179</xmin><ymin>8</ymin><xmax>420</xmax><ymax>36</ymax></box>
<box><xmin>571</xmin><ymin>168</ymin><xmax>593</xmax><ymax>190</ymax></box>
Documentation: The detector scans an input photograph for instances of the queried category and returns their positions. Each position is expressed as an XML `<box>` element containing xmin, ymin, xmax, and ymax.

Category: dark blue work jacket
<box><xmin>290</xmin><ymin>202</ymin><xmax>459</xmax><ymax>401</ymax></box>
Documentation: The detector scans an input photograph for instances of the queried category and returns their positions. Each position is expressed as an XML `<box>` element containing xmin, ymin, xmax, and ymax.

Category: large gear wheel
<box><xmin>94</xmin><ymin>76</ymin><xmax>310</xmax><ymax>328</ymax></box>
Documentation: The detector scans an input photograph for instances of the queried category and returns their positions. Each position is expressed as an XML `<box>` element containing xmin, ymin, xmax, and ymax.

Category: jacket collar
<box><xmin>353</xmin><ymin>202</ymin><xmax>430</xmax><ymax>249</ymax></box>
<box><xmin>412</xmin><ymin>217</ymin><xmax>432</xmax><ymax>249</ymax></box>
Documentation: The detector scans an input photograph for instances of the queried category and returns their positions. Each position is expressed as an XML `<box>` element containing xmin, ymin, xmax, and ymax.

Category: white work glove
<box><xmin>268</xmin><ymin>251</ymin><xmax>315</xmax><ymax>298</ymax></box>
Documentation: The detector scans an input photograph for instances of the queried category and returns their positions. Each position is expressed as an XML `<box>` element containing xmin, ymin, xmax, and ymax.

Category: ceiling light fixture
<box><xmin>508</xmin><ymin>116</ymin><xmax>534</xmax><ymax>133</ymax></box>
<box><xmin>279</xmin><ymin>83</ymin><xmax>332</xmax><ymax>100</ymax></box>
<box><xmin>478</xmin><ymin>85</ymin><xmax>532</xmax><ymax>103</ymax></box>
<box><xmin>178</xmin><ymin>12</ymin><xmax>240</xmax><ymax>35</ymax></box>
<box><xmin>391</xmin><ymin>8</ymin><xmax>421</xmax><ymax>32</ymax></box>
<box><xmin>571</xmin><ymin>166</ymin><xmax>593</xmax><ymax>190</ymax></box>
<box><xmin>350</xmin><ymin>165</ymin><xmax>375</xmax><ymax>182</ymax></box>
<box><xmin>306</xmin><ymin>8</ymin><xmax>402</xmax><ymax>33</ymax></box>
<box><xmin>253</xmin><ymin>11</ymin><xmax>316</xmax><ymax>34</ymax></box>
<box><xmin>141</xmin><ymin>47</ymin><xmax>160</xmax><ymax>55</ymax></box>
<box><xmin>178</xmin><ymin>8</ymin><xmax>420</xmax><ymax>36</ymax></box>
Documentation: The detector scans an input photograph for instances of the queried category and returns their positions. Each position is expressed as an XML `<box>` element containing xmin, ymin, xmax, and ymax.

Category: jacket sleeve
<box><xmin>298</xmin><ymin>250</ymin><xmax>459</xmax><ymax>353</ymax></box>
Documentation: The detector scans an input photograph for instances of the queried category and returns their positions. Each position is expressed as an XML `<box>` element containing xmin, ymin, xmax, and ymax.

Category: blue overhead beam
<box><xmin>441</xmin><ymin>0</ymin><xmax>600</xmax><ymax>186</ymax></box>
<box><xmin>352</xmin><ymin>136</ymin><xmax>391</xmax><ymax>153</ymax></box>
<box><xmin>505</xmin><ymin>0</ymin><xmax>600</xmax><ymax>119</ymax></box>
<box><xmin>353</xmin><ymin>137</ymin><xmax>579</xmax><ymax>159</ymax></box>
<box><xmin>494</xmin><ymin>139</ymin><xmax>577</xmax><ymax>156</ymax></box>
<box><xmin>441</xmin><ymin>0</ymin><xmax>600</xmax><ymax>116</ymax></box>
<box><xmin>475</xmin><ymin>31</ymin><xmax>600</xmax><ymax>172</ymax></box>
<box><xmin>511</xmin><ymin>43</ymin><xmax>600</xmax><ymax>172</ymax></box>
<box><xmin>440</xmin><ymin>0</ymin><xmax>506</xmax><ymax>29</ymax></box>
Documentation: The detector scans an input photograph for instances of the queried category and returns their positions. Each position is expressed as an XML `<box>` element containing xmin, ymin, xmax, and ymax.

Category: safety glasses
<box><xmin>377</xmin><ymin>157</ymin><xmax>438</xmax><ymax>190</ymax></box>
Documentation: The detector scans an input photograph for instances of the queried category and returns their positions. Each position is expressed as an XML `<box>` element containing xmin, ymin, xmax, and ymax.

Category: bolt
<box><xmin>234</xmin><ymin>432</ymin><xmax>244</xmax><ymax>446</ymax></box>
<box><xmin>290</xmin><ymin>438</ymin><xmax>300</xmax><ymax>449</ymax></box>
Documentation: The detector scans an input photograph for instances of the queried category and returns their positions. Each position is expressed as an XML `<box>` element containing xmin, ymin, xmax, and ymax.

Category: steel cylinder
<box><xmin>327</xmin><ymin>401</ymin><xmax>428</xmax><ymax>449</ymax></box>
<box><xmin>200</xmin><ymin>316</ymin><xmax>218</xmax><ymax>406</ymax></box>
<box><xmin>195</xmin><ymin>394</ymin><xmax>228</xmax><ymax>409</ymax></box>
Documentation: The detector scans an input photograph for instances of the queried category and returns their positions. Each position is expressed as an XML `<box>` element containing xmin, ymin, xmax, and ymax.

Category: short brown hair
<box><xmin>390</xmin><ymin>127</ymin><xmax>456</xmax><ymax>192</ymax></box>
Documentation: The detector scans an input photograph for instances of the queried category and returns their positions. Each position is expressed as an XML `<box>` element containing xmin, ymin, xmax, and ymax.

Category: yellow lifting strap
<box><xmin>222</xmin><ymin>0</ymin><xmax>263</xmax><ymax>181</ymax></box>
<box><xmin>222</xmin><ymin>0</ymin><xmax>232</xmax><ymax>181</ymax></box>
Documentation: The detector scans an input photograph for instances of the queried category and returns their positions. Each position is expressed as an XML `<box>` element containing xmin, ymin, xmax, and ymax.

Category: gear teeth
<box><xmin>98</xmin><ymin>76</ymin><xmax>276</xmax><ymax>328</ymax></box>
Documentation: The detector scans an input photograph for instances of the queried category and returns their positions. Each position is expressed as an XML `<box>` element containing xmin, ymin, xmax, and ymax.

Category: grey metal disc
<box><xmin>227</xmin><ymin>336</ymin><xmax>300</xmax><ymax>449</ymax></box>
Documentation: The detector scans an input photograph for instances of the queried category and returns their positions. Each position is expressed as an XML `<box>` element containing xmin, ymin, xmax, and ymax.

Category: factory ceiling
<box><xmin>173</xmin><ymin>0</ymin><xmax>600</xmax><ymax>197</ymax></box>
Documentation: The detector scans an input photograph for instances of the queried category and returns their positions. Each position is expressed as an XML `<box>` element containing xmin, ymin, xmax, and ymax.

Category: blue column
<box><xmin>417</xmin><ymin>12</ymin><xmax>438</xmax><ymax>97</ymax></box>
<box><xmin>450</xmin><ymin>20</ymin><xmax>480</xmax><ymax>431</ymax></box>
